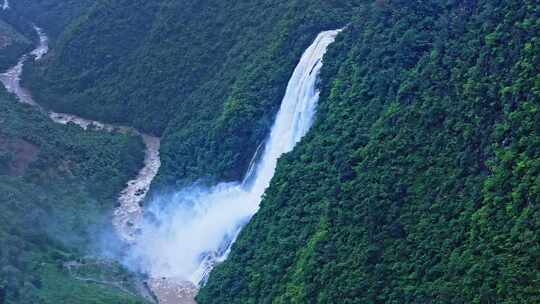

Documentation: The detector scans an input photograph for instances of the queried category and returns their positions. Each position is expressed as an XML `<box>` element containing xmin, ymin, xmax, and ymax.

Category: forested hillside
<box><xmin>8</xmin><ymin>0</ymin><xmax>93</xmax><ymax>39</ymax></box>
<box><xmin>1</xmin><ymin>0</ymin><xmax>539</xmax><ymax>303</ymax></box>
<box><xmin>199</xmin><ymin>0</ymin><xmax>540</xmax><ymax>303</ymax></box>
<box><xmin>0</xmin><ymin>19</ymin><xmax>31</xmax><ymax>70</ymax></box>
<box><xmin>20</xmin><ymin>0</ymin><xmax>361</xmax><ymax>187</ymax></box>
<box><xmin>0</xmin><ymin>88</ymin><xmax>147</xmax><ymax>303</ymax></box>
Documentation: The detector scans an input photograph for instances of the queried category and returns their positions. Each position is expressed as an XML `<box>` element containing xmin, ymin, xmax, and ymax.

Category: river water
<box><xmin>1</xmin><ymin>24</ymin><xmax>341</xmax><ymax>303</ymax></box>
<box><xmin>0</xmin><ymin>26</ymin><xmax>161</xmax><ymax>244</ymax></box>
<box><xmin>0</xmin><ymin>25</ymin><xmax>163</xmax><ymax>302</ymax></box>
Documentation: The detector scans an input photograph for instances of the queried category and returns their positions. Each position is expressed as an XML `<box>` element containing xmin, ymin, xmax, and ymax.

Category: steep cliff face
<box><xmin>2</xmin><ymin>0</ymin><xmax>539</xmax><ymax>303</ymax></box>
<box><xmin>20</xmin><ymin>0</ymin><xmax>360</xmax><ymax>186</ymax></box>
<box><xmin>198</xmin><ymin>1</ymin><xmax>540</xmax><ymax>303</ymax></box>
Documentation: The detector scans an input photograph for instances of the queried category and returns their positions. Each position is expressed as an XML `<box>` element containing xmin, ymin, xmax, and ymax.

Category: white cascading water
<box><xmin>30</xmin><ymin>27</ymin><xmax>49</xmax><ymax>60</ymax></box>
<box><xmin>131</xmin><ymin>29</ymin><xmax>341</xmax><ymax>287</ymax></box>
<box><xmin>2</xmin><ymin>0</ymin><xmax>9</xmax><ymax>10</ymax></box>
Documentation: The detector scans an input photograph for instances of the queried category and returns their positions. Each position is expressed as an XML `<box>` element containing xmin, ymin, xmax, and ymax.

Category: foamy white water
<box><xmin>0</xmin><ymin>26</ymin><xmax>48</xmax><ymax>106</ymax></box>
<box><xmin>31</xmin><ymin>27</ymin><xmax>49</xmax><ymax>60</ymax></box>
<box><xmin>2</xmin><ymin>0</ymin><xmax>9</xmax><ymax>10</ymax></box>
<box><xmin>0</xmin><ymin>20</ymin><xmax>341</xmax><ymax>304</ymax></box>
<box><xmin>131</xmin><ymin>29</ymin><xmax>341</xmax><ymax>288</ymax></box>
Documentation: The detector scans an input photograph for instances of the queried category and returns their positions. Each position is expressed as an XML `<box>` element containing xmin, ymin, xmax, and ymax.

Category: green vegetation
<box><xmin>0</xmin><ymin>88</ymin><xmax>147</xmax><ymax>303</ymax></box>
<box><xmin>8</xmin><ymin>0</ymin><xmax>94</xmax><ymax>40</ymax></box>
<box><xmin>19</xmin><ymin>0</ymin><xmax>360</xmax><ymax>186</ymax></box>
<box><xmin>199</xmin><ymin>0</ymin><xmax>540</xmax><ymax>303</ymax></box>
<box><xmin>0</xmin><ymin>19</ymin><xmax>32</xmax><ymax>71</ymax></box>
<box><xmin>2</xmin><ymin>0</ymin><xmax>539</xmax><ymax>303</ymax></box>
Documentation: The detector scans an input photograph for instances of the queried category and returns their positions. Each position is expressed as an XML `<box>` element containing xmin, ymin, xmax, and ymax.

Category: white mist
<box><xmin>131</xmin><ymin>29</ymin><xmax>341</xmax><ymax>286</ymax></box>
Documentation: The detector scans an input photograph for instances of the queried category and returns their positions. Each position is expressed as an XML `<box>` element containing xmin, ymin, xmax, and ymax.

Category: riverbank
<box><xmin>0</xmin><ymin>25</ymin><xmax>169</xmax><ymax>303</ymax></box>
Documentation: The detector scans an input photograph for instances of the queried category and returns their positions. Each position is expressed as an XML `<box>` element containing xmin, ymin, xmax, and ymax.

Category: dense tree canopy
<box><xmin>1</xmin><ymin>0</ymin><xmax>538</xmax><ymax>303</ymax></box>
<box><xmin>0</xmin><ymin>88</ymin><xmax>147</xmax><ymax>303</ymax></box>
<box><xmin>19</xmin><ymin>0</ymin><xmax>361</xmax><ymax>187</ymax></box>
<box><xmin>198</xmin><ymin>0</ymin><xmax>540</xmax><ymax>302</ymax></box>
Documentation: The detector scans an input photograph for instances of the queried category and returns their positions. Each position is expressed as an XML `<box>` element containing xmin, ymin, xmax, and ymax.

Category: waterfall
<box><xmin>2</xmin><ymin>0</ymin><xmax>9</xmax><ymax>10</ymax></box>
<box><xmin>131</xmin><ymin>29</ymin><xmax>341</xmax><ymax>287</ymax></box>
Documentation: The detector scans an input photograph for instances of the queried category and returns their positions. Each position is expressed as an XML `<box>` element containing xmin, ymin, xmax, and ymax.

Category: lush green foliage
<box><xmin>0</xmin><ymin>19</ymin><xmax>32</xmax><ymax>71</ymax></box>
<box><xmin>4</xmin><ymin>0</ymin><xmax>539</xmax><ymax>303</ymax></box>
<box><xmin>9</xmin><ymin>0</ymin><xmax>94</xmax><ymax>40</ymax></box>
<box><xmin>0</xmin><ymin>88</ymin><xmax>147</xmax><ymax>303</ymax></box>
<box><xmin>199</xmin><ymin>0</ymin><xmax>540</xmax><ymax>303</ymax></box>
<box><xmin>20</xmin><ymin>0</ymin><xmax>361</xmax><ymax>186</ymax></box>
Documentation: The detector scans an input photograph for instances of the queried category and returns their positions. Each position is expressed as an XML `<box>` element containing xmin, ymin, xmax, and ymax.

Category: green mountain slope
<box><xmin>0</xmin><ymin>19</ymin><xmax>32</xmax><ymax>71</ymax></box>
<box><xmin>198</xmin><ymin>0</ymin><xmax>540</xmax><ymax>303</ymax></box>
<box><xmin>2</xmin><ymin>0</ymin><xmax>538</xmax><ymax>303</ymax></box>
<box><xmin>0</xmin><ymin>88</ymin><xmax>147</xmax><ymax>304</ymax></box>
<box><xmin>9</xmin><ymin>0</ymin><xmax>94</xmax><ymax>40</ymax></box>
<box><xmin>20</xmin><ymin>0</ymin><xmax>361</xmax><ymax>186</ymax></box>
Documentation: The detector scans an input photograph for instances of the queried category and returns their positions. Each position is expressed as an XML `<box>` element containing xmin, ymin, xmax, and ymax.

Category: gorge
<box><xmin>0</xmin><ymin>23</ymin><xmax>342</xmax><ymax>303</ymax></box>
<box><xmin>1</xmin><ymin>1</ymin><xmax>538</xmax><ymax>303</ymax></box>
<box><xmin>0</xmin><ymin>25</ymin><xmax>161</xmax><ymax>302</ymax></box>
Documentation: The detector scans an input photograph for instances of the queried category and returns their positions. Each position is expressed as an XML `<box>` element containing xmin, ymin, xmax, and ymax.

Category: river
<box><xmin>0</xmin><ymin>25</ymin><xmax>164</xmax><ymax>302</ymax></box>
<box><xmin>0</xmin><ymin>24</ymin><xmax>341</xmax><ymax>304</ymax></box>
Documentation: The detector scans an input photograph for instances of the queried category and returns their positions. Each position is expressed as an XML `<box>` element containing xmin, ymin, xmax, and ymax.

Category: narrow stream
<box><xmin>0</xmin><ymin>25</ymin><xmax>162</xmax><ymax>300</ymax></box>
<box><xmin>1</xmin><ymin>24</ymin><xmax>341</xmax><ymax>304</ymax></box>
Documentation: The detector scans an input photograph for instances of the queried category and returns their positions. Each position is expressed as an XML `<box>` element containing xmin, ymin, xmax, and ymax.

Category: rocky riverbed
<box><xmin>0</xmin><ymin>25</ymin><xmax>197</xmax><ymax>304</ymax></box>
